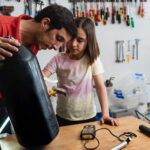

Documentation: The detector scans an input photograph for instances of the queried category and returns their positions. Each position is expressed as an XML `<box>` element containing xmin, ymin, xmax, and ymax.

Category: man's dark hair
<box><xmin>34</xmin><ymin>4</ymin><xmax>77</xmax><ymax>38</ymax></box>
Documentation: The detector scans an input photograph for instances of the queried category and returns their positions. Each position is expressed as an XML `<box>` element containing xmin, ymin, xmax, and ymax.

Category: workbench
<box><xmin>0</xmin><ymin>116</ymin><xmax>150</xmax><ymax>150</ymax></box>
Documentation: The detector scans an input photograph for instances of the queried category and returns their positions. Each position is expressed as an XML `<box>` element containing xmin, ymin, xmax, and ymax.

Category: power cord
<box><xmin>83</xmin><ymin>127</ymin><xmax>137</xmax><ymax>150</ymax></box>
<box><xmin>84</xmin><ymin>136</ymin><xmax>100</xmax><ymax>150</ymax></box>
<box><xmin>135</xmin><ymin>109</ymin><xmax>150</xmax><ymax>123</ymax></box>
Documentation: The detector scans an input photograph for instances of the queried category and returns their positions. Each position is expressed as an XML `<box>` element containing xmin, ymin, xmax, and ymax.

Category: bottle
<box><xmin>0</xmin><ymin>45</ymin><xmax>59</xmax><ymax>148</ymax></box>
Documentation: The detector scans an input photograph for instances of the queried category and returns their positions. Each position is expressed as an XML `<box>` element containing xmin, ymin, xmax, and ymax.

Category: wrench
<box><xmin>135</xmin><ymin>39</ymin><xmax>141</xmax><ymax>60</ymax></box>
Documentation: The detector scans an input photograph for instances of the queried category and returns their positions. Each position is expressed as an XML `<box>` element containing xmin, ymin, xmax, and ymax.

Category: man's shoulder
<box><xmin>0</xmin><ymin>15</ymin><xmax>15</xmax><ymax>23</ymax></box>
<box><xmin>0</xmin><ymin>14</ymin><xmax>32</xmax><ymax>23</ymax></box>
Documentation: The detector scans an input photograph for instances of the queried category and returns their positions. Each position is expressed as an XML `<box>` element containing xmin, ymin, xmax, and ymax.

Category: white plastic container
<box><xmin>111</xmin><ymin>94</ymin><xmax>140</xmax><ymax>109</ymax></box>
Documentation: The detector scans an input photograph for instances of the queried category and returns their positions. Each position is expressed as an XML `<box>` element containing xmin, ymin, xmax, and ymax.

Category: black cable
<box><xmin>135</xmin><ymin>109</ymin><xmax>150</xmax><ymax>123</ymax></box>
<box><xmin>83</xmin><ymin>128</ymin><xmax>137</xmax><ymax>150</ymax></box>
<box><xmin>84</xmin><ymin>136</ymin><xmax>100</xmax><ymax>150</ymax></box>
<box><xmin>96</xmin><ymin>128</ymin><xmax>124</xmax><ymax>142</ymax></box>
<box><xmin>119</xmin><ymin>132</ymin><xmax>137</xmax><ymax>138</ymax></box>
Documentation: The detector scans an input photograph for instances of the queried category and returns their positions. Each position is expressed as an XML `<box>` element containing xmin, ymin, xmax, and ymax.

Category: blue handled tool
<box><xmin>24</xmin><ymin>0</ymin><xmax>31</xmax><ymax>16</ymax></box>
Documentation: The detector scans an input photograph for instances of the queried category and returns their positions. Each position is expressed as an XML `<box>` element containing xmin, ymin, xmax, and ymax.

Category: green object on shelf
<box><xmin>131</xmin><ymin>17</ymin><xmax>135</xmax><ymax>28</ymax></box>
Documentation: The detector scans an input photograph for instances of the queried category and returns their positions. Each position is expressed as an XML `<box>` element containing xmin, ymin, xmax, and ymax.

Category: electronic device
<box><xmin>80</xmin><ymin>125</ymin><xmax>96</xmax><ymax>140</ymax></box>
<box><xmin>80</xmin><ymin>125</ymin><xmax>136</xmax><ymax>150</ymax></box>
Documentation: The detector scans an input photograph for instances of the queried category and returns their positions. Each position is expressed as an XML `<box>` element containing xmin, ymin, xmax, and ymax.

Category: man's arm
<box><xmin>0</xmin><ymin>37</ymin><xmax>20</xmax><ymax>60</ymax></box>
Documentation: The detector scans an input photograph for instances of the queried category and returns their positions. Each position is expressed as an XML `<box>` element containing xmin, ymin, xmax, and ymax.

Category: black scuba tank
<box><xmin>0</xmin><ymin>45</ymin><xmax>59</xmax><ymax>147</ymax></box>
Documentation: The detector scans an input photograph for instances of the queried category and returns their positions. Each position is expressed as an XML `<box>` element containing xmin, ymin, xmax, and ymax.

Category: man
<box><xmin>0</xmin><ymin>4</ymin><xmax>76</xmax><ymax>60</ymax></box>
<box><xmin>0</xmin><ymin>4</ymin><xmax>77</xmax><ymax>133</ymax></box>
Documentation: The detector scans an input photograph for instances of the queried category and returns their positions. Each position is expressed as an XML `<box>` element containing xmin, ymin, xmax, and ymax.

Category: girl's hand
<box><xmin>47</xmin><ymin>86</ymin><xmax>57</xmax><ymax>96</ymax></box>
<box><xmin>100</xmin><ymin>116</ymin><xmax>120</xmax><ymax>126</ymax></box>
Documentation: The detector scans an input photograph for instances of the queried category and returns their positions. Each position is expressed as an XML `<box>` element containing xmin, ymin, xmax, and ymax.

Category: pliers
<box><xmin>24</xmin><ymin>0</ymin><xmax>31</xmax><ymax>16</ymax></box>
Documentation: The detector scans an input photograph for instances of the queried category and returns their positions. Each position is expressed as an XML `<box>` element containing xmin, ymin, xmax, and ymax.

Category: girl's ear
<box><xmin>41</xmin><ymin>17</ymin><xmax>51</xmax><ymax>30</ymax></box>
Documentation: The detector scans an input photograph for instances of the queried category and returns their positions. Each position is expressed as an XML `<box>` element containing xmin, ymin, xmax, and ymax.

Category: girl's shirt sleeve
<box><xmin>92</xmin><ymin>57</ymin><xmax>104</xmax><ymax>76</ymax></box>
<box><xmin>44</xmin><ymin>55</ymin><xmax>57</xmax><ymax>74</ymax></box>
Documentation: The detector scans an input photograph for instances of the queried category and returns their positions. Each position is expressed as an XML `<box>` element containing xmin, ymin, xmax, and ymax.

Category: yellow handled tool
<box><xmin>49</xmin><ymin>91</ymin><xmax>57</xmax><ymax>96</ymax></box>
<box><xmin>49</xmin><ymin>87</ymin><xmax>66</xmax><ymax>96</ymax></box>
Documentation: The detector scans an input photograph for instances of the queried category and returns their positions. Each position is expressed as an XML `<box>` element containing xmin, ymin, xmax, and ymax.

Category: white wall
<box><xmin>2</xmin><ymin>0</ymin><xmax>149</xmax><ymax>81</ymax></box>
<box><xmin>1</xmin><ymin>0</ymin><xmax>150</xmax><ymax>113</ymax></box>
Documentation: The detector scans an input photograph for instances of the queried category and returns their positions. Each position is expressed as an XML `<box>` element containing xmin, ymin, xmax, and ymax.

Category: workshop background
<box><xmin>1</xmin><ymin>0</ymin><xmax>150</xmax><ymax>119</ymax></box>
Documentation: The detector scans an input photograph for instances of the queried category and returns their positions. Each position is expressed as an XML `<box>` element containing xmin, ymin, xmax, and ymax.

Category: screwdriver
<box><xmin>111</xmin><ymin>2</ymin><xmax>115</xmax><ymax>24</ymax></box>
<box><xmin>84</xmin><ymin>0</ymin><xmax>89</xmax><ymax>18</ymax></box>
<box><xmin>76</xmin><ymin>6</ymin><xmax>79</xmax><ymax>18</ymax></box>
<box><xmin>138</xmin><ymin>1</ymin><xmax>141</xmax><ymax>15</ymax></box>
<box><xmin>141</xmin><ymin>0</ymin><xmax>144</xmax><ymax>18</ymax></box>
<box><xmin>106</xmin><ymin>7</ymin><xmax>110</xmax><ymax>18</ymax></box>
<box><xmin>126</xmin><ymin>55</ymin><xmax>130</xmax><ymax>63</ymax></box>
<box><xmin>131</xmin><ymin>17</ymin><xmax>135</xmax><ymax>28</ymax></box>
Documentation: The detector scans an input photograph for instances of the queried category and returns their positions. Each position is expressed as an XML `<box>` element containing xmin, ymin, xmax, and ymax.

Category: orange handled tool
<box><xmin>49</xmin><ymin>87</ymin><xmax>66</xmax><ymax>96</ymax></box>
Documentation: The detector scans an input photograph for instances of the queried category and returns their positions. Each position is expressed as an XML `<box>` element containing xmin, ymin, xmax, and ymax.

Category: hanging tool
<box><xmin>79</xmin><ymin>0</ymin><xmax>83</xmax><ymax>17</ymax></box>
<box><xmin>123</xmin><ymin>1</ymin><xmax>127</xmax><ymax>21</ymax></box>
<box><xmin>141</xmin><ymin>0</ymin><xmax>144</xmax><ymax>18</ymax></box>
<box><xmin>72</xmin><ymin>0</ymin><xmax>76</xmax><ymax>17</ymax></box>
<box><xmin>116</xmin><ymin>0</ymin><xmax>121</xmax><ymax>24</ymax></box>
<box><xmin>135</xmin><ymin>39</ymin><xmax>141</xmax><ymax>60</ymax></box>
<box><xmin>138</xmin><ymin>0</ymin><xmax>141</xmax><ymax>15</ymax></box>
<box><xmin>106</xmin><ymin>7</ymin><xmax>110</xmax><ymax>18</ymax></box>
<box><xmin>118</xmin><ymin>43</ymin><xmax>121</xmax><ymax>63</ymax></box>
<box><xmin>129</xmin><ymin>0</ymin><xmax>135</xmax><ymax>28</ymax></box>
<box><xmin>39</xmin><ymin>0</ymin><xmax>44</xmax><ymax>11</ymax></box>
<box><xmin>76</xmin><ymin>1</ymin><xmax>80</xmax><ymax>18</ymax></box>
<box><xmin>48</xmin><ymin>0</ymin><xmax>51</xmax><ymax>5</ymax></box>
<box><xmin>34</xmin><ymin>0</ymin><xmax>38</xmax><ymax>17</ymax></box>
<box><xmin>126</xmin><ymin>1</ymin><xmax>130</xmax><ymax>26</ymax></box>
<box><xmin>121</xmin><ymin>41</ymin><xmax>125</xmax><ymax>62</ymax></box>
<box><xmin>81</xmin><ymin>0</ymin><xmax>85</xmax><ymax>17</ymax></box>
<box><xmin>96</xmin><ymin>0</ymin><xmax>101</xmax><ymax>23</ymax></box>
<box><xmin>115</xmin><ymin>41</ymin><xmax>120</xmax><ymax>63</ymax></box>
<box><xmin>131</xmin><ymin>17</ymin><xmax>135</xmax><ymax>28</ymax></box>
<box><xmin>132</xmin><ymin>44</ymin><xmax>135</xmax><ymax>59</ymax></box>
<box><xmin>118</xmin><ymin>41</ymin><xmax>124</xmax><ymax>63</ymax></box>
<box><xmin>0</xmin><ymin>6</ymin><xmax>14</xmax><ymax>16</ymax></box>
<box><xmin>115</xmin><ymin>41</ymin><xmax>125</xmax><ymax>63</ymax></box>
<box><xmin>126</xmin><ymin>55</ymin><xmax>130</xmax><ymax>63</ymax></box>
<box><xmin>127</xmin><ymin>40</ymin><xmax>131</xmax><ymax>51</ymax></box>
<box><xmin>84</xmin><ymin>0</ymin><xmax>89</xmax><ymax>18</ymax></box>
<box><xmin>24</xmin><ymin>0</ymin><xmax>31</xmax><ymax>16</ymax></box>
<box><xmin>89</xmin><ymin>0</ymin><xmax>95</xmax><ymax>20</ymax></box>
<box><xmin>34</xmin><ymin>0</ymin><xmax>44</xmax><ymax>17</ymax></box>
<box><xmin>111</xmin><ymin>2</ymin><xmax>115</xmax><ymax>24</ymax></box>
<box><xmin>135</xmin><ymin>0</ymin><xmax>137</xmax><ymax>5</ymax></box>
<box><xmin>103</xmin><ymin>0</ymin><xmax>107</xmax><ymax>25</ymax></box>
<box><xmin>130</xmin><ymin>1</ymin><xmax>135</xmax><ymax>28</ymax></box>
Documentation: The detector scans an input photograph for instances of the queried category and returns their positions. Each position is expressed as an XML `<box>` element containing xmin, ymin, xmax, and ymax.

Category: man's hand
<box><xmin>0</xmin><ymin>37</ymin><xmax>20</xmax><ymax>60</ymax></box>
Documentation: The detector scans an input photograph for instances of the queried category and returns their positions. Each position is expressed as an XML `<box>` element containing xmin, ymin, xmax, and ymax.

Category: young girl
<box><xmin>42</xmin><ymin>17</ymin><xmax>119</xmax><ymax>126</ymax></box>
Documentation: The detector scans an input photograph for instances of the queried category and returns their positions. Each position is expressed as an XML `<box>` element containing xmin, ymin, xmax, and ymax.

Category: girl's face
<box><xmin>67</xmin><ymin>28</ymin><xmax>87</xmax><ymax>59</ymax></box>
